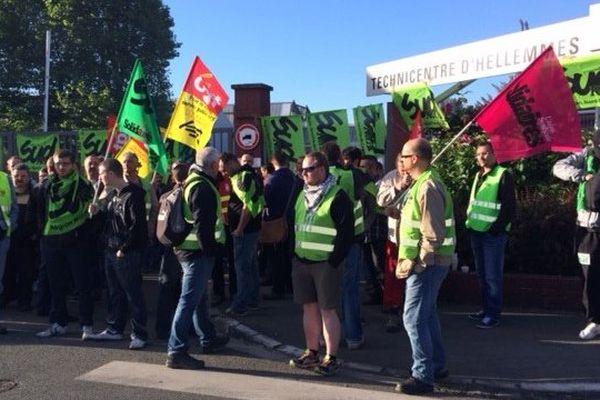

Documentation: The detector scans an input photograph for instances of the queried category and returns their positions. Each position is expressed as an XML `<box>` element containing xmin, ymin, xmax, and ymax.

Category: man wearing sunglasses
<box><xmin>289</xmin><ymin>151</ymin><xmax>353</xmax><ymax>376</ymax></box>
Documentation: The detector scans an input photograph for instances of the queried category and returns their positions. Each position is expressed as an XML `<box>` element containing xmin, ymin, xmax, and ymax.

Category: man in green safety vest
<box><xmin>554</xmin><ymin>132</ymin><xmax>600</xmax><ymax>340</ymax></box>
<box><xmin>0</xmin><ymin>164</ymin><xmax>18</xmax><ymax>334</ymax></box>
<box><xmin>396</xmin><ymin>139</ymin><xmax>455</xmax><ymax>395</ymax></box>
<box><xmin>289</xmin><ymin>151</ymin><xmax>354</xmax><ymax>376</ymax></box>
<box><xmin>166</xmin><ymin>147</ymin><xmax>229</xmax><ymax>370</ymax></box>
<box><xmin>465</xmin><ymin>141</ymin><xmax>515</xmax><ymax>330</ymax></box>
<box><xmin>322</xmin><ymin>142</ymin><xmax>371</xmax><ymax>350</ymax></box>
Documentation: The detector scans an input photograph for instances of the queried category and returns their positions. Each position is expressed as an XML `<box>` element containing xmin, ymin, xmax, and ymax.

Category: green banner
<box><xmin>16</xmin><ymin>132</ymin><xmax>59</xmax><ymax>172</ymax></box>
<box><xmin>562</xmin><ymin>54</ymin><xmax>600</xmax><ymax>109</ymax></box>
<box><xmin>392</xmin><ymin>82</ymin><xmax>449</xmax><ymax>130</ymax></box>
<box><xmin>307</xmin><ymin>109</ymin><xmax>350</xmax><ymax>151</ymax></box>
<box><xmin>164</xmin><ymin>138</ymin><xmax>195</xmax><ymax>165</ymax></box>
<box><xmin>77</xmin><ymin>129</ymin><xmax>107</xmax><ymax>164</ymax></box>
<box><xmin>353</xmin><ymin>104</ymin><xmax>386</xmax><ymax>157</ymax></box>
<box><xmin>116</xmin><ymin>59</ymin><xmax>169</xmax><ymax>175</ymax></box>
<box><xmin>261</xmin><ymin>115</ymin><xmax>305</xmax><ymax>166</ymax></box>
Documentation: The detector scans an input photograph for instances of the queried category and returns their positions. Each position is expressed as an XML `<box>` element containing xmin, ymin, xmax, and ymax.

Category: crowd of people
<box><xmin>0</xmin><ymin>133</ymin><xmax>597</xmax><ymax>396</ymax></box>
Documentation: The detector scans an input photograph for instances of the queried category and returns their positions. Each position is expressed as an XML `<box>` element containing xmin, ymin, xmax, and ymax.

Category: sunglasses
<box><xmin>301</xmin><ymin>164</ymin><xmax>320</xmax><ymax>173</ymax></box>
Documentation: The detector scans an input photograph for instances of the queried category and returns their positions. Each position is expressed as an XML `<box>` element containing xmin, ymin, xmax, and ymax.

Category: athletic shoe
<box><xmin>81</xmin><ymin>325</ymin><xmax>94</xmax><ymax>340</ymax></box>
<box><xmin>85</xmin><ymin>328</ymin><xmax>124</xmax><ymax>341</ymax></box>
<box><xmin>314</xmin><ymin>354</ymin><xmax>341</xmax><ymax>376</ymax></box>
<box><xmin>36</xmin><ymin>323</ymin><xmax>67</xmax><ymax>338</ymax></box>
<box><xmin>385</xmin><ymin>315</ymin><xmax>401</xmax><ymax>333</ymax></box>
<box><xmin>166</xmin><ymin>352</ymin><xmax>205</xmax><ymax>370</ymax></box>
<box><xmin>397</xmin><ymin>376</ymin><xmax>434</xmax><ymax>395</ymax></box>
<box><xmin>476</xmin><ymin>317</ymin><xmax>500</xmax><ymax>329</ymax></box>
<box><xmin>467</xmin><ymin>311</ymin><xmax>485</xmax><ymax>321</ymax></box>
<box><xmin>201</xmin><ymin>334</ymin><xmax>230</xmax><ymax>354</ymax></box>
<box><xmin>346</xmin><ymin>337</ymin><xmax>365</xmax><ymax>350</ymax></box>
<box><xmin>579</xmin><ymin>322</ymin><xmax>600</xmax><ymax>340</ymax></box>
<box><xmin>129</xmin><ymin>336</ymin><xmax>146</xmax><ymax>350</ymax></box>
<box><xmin>289</xmin><ymin>349</ymin><xmax>320</xmax><ymax>369</ymax></box>
<box><xmin>435</xmin><ymin>369</ymin><xmax>450</xmax><ymax>380</ymax></box>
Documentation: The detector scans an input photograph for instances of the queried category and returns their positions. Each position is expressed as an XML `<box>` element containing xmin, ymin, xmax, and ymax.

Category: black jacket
<box><xmin>103</xmin><ymin>183</ymin><xmax>148</xmax><ymax>252</ymax></box>
<box><xmin>175</xmin><ymin>167</ymin><xmax>220</xmax><ymax>262</ymax></box>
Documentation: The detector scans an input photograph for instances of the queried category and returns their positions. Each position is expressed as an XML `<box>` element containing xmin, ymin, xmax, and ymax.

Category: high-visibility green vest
<box><xmin>329</xmin><ymin>166</ymin><xmax>364</xmax><ymax>235</ymax></box>
<box><xmin>230</xmin><ymin>170</ymin><xmax>264</xmax><ymax>218</ymax></box>
<box><xmin>294</xmin><ymin>185</ymin><xmax>342</xmax><ymax>262</ymax></box>
<box><xmin>177</xmin><ymin>172</ymin><xmax>226</xmax><ymax>251</ymax></box>
<box><xmin>577</xmin><ymin>154</ymin><xmax>598</xmax><ymax>211</ymax></box>
<box><xmin>0</xmin><ymin>172</ymin><xmax>12</xmax><ymax>237</ymax></box>
<box><xmin>398</xmin><ymin>168</ymin><xmax>456</xmax><ymax>260</ymax></box>
<box><xmin>465</xmin><ymin>165</ymin><xmax>510</xmax><ymax>232</ymax></box>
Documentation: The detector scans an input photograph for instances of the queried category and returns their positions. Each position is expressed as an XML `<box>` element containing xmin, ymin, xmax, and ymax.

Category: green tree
<box><xmin>0</xmin><ymin>0</ymin><xmax>180</xmax><ymax>131</ymax></box>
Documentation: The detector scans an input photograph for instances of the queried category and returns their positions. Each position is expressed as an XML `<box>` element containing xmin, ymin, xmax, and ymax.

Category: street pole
<box><xmin>43</xmin><ymin>30</ymin><xmax>51</xmax><ymax>132</ymax></box>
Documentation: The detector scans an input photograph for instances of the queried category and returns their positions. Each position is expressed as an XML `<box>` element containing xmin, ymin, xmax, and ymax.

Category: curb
<box><xmin>220</xmin><ymin>315</ymin><xmax>600</xmax><ymax>394</ymax></box>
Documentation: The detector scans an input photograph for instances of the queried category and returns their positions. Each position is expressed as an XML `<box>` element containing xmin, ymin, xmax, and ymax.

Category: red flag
<box><xmin>473</xmin><ymin>47</ymin><xmax>581</xmax><ymax>163</ymax></box>
<box><xmin>409</xmin><ymin>110</ymin><xmax>423</xmax><ymax>139</ymax></box>
<box><xmin>106</xmin><ymin>113</ymin><xmax>128</xmax><ymax>155</ymax></box>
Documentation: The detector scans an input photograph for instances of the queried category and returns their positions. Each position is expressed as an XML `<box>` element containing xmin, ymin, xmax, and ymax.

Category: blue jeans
<box><xmin>470</xmin><ymin>232</ymin><xmax>507</xmax><ymax>320</ymax></box>
<box><xmin>104</xmin><ymin>250</ymin><xmax>147</xmax><ymax>340</ymax></box>
<box><xmin>0</xmin><ymin>237</ymin><xmax>10</xmax><ymax>296</ymax></box>
<box><xmin>403</xmin><ymin>264</ymin><xmax>449</xmax><ymax>385</ymax></box>
<box><xmin>231</xmin><ymin>232</ymin><xmax>260</xmax><ymax>311</ymax></box>
<box><xmin>343</xmin><ymin>242</ymin><xmax>363</xmax><ymax>344</ymax></box>
<box><xmin>168</xmin><ymin>255</ymin><xmax>216</xmax><ymax>354</ymax></box>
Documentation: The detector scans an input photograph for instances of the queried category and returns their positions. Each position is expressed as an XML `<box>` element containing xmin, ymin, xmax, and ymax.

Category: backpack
<box><xmin>156</xmin><ymin>182</ymin><xmax>194</xmax><ymax>247</ymax></box>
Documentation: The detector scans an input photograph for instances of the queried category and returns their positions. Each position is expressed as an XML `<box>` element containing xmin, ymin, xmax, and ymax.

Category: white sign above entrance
<box><xmin>366</xmin><ymin>4</ymin><xmax>600</xmax><ymax>96</ymax></box>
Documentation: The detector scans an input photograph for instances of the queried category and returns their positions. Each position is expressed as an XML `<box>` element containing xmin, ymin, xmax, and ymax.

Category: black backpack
<box><xmin>156</xmin><ymin>177</ymin><xmax>200</xmax><ymax>247</ymax></box>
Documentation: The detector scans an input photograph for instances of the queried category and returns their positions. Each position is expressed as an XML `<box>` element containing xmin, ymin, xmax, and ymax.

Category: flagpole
<box><xmin>431</xmin><ymin>120</ymin><xmax>474</xmax><ymax>165</ymax></box>
<box><xmin>91</xmin><ymin>123</ymin><xmax>119</xmax><ymax>206</ymax></box>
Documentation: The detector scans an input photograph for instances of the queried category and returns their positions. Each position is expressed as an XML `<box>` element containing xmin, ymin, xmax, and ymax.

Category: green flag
<box><xmin>116</xmin><ymin>59</ymin><xmax>169</xmax><ymax>176</ymax></box>
<box><xmin>392</xmin><ymin>82</ymin><xmax>449</xmax><ymax>130</ymax></box>
<box><xmin>16</xmin><ymin>132</ymin><xmax>59</xmax><ymax>172</ymax></box>
<box><xmin>562</xmin><ymin>54</ymin><xmax>600</xmax><ymax>109</ymax></box>
<box><xmin>77</xmin><ymin>129</ymin><xmax>107</xmax><ymax>165</ymax></box>
<box><xmin>261</xmin><ymin>115</ymin><xmax>306</xmax><ymax>166</ymax></box>
<box><xmin>353</xmin><ymin>104</ymin><xmax>386</xmax><ymax>157</ymax></box>
<box><xmin>307</xmin><ymin>109</ymin><xmax>350</xmax><ymax>151</ymax></box>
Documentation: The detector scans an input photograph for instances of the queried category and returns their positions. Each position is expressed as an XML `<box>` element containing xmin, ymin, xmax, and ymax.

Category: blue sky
<box><xmin>163</xmin><ymin>0</ymin><xmax>595</xmax><ymax>114</ymax></box>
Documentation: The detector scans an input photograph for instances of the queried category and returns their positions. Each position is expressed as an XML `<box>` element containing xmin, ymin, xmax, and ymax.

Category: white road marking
<box><xmin>77</xmin><ymin>361</ymin><xmax>429</xmax><ymax>399</ymax></box>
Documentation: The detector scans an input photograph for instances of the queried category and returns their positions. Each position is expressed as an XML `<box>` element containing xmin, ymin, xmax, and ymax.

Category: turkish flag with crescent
<box><xmin>473</xmin><ymin>47</ymin><xmax>582</xmax><ymax>163</ymax></box>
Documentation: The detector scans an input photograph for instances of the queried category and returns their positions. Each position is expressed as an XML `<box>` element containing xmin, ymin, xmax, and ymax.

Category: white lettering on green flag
<box><xmin>392</xmin><ymin>82</ymin><xmax>449</xmax><ymax>130</ymax></box>
<box><xmin>353</xmin><ymin>104</ymin><xmax>386</xmax><ymax>157</ymax></box>
<box><xmin>307</xmin><ymin>110</ymin><xmax>350</xmax><ymax>151</ymax></box>
<box><xmin>78</xmin><ymin>130</ymin><xmax>107</xmax><ymax>164</ymax></box>
<box><xmin>261</xmin><ymin>115</ymin><xmax>305</xmax><ymax>165</ymax></box>
<box><xmin>562</xmin><ymin>54</ymin><xmax>600</xmax><ymax>109</ymax></box>
<box><xmin>116</xmin><ymin>59</ymin><xmax>169</xmax><ymax>176</ymax></box>
<box><xmin>16</xmin><ymin>132</ymin><xmax>59</xmax><ymax>172</ymax></box>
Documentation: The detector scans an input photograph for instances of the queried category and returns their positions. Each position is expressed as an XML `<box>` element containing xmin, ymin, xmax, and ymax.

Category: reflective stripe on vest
<box><xmin>294</xmin><ymin>185</ymin><xmax>341</xmax><ymax>262</ymax></box>
<box><xmin>398</xmin><ymin>168</ymin><xmax>456</xmax><ymax>261</ymax></box>
<box><xmin>577</xmin><ymin>154</ymin><xmax>597</xmax><ymax>212</ymax></box>
<box><xmin>231</xmin><ymin>170</ymin><xmax>264</xmax><ymax>217</ymax></box>
<box><xmin>329</xmin><ymin>166</ymin><xmax>364</xmax><ymax>235</ymax></box>
<box><xmin>177</xmin><ymin>172</ymin><xmax>226</xmax><ymax>251</ymax></box>
<box><xmin>465</xmin><ymin>165</ymin><xmax>509</xmax><ymax>232</ymax></box>
<box><xmin>0</xmin><ymin>172</ymin><xmax>12</xmax><ymax>237</ymax></box>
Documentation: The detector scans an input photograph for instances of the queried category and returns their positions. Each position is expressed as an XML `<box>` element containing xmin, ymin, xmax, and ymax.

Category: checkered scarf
<box><xmin>304</xmin><ymin>174</ymin><xmax>336</xmax><ymax>212</ymax></box>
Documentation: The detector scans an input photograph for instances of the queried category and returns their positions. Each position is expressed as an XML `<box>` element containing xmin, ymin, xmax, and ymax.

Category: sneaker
<box><xmin>346</xmin><ymin>337</ymin><xmax>365</xmax><ymax>350</ymax></box>
<box><xmin>166</xmin><ymin>352</ymin><xmax>205</xmax><ymax>370</ymax></box>
<box><xmin>81</xmin><ymin>325</ymin><xmax>94</xmax><ymax>340</ymax></box>
<box><xmin>129</xmin><ymin>336</ymin><xmax>146</xmax><ymax>350</ymax></box>
<box><xmin>36</xmin><ymin>323</ymin><xmax>67</xmax><ymax>338</ymax></box>
<box><xmin>225</xmin><ymin>307</ymin><xmax>248</xmax><ymax>317</ymax></box>
<box><xmin>579</xmin><ymin>322</ymin><xmax>600</xmax><ymax>340</ymax></box>
<box><xmin>397</xmin><ymin>376</ymin><xmax>434</xmax><ymax>395</ymax></box>
<box><xmin>86</xmin><ymin>328</ymin><xmax>124</xmax><ymax>341</ymax></box>
<box><xmin>476</xmin><ymin>316</ymin><xmax>500</xmax><ymax>329</ymax></box>
<box><xmin>314</xmin><ymin>354</ymin><xmax>341</xmax><ymax>376</ymax></box>
<box><xmin>385</xmin><ymin>315</ymin><xmax>401</xmax><ymax>333</ymax></box>
<box><xmin>467</xmin><ymin>311</ymin><xmax>485</xmax><ymax>321</ymax></box>
<box><xmin>289</xmin><ymin>349</ymin><xmax>320</xmax><ymax>369</ymax></box>
<box><xmin>435</xmin><ymin>369</ymin><xmax>450</xmax><ymax>380</ymax></box>
<box><xmin>201</xmin><ymin>334</ymin><xmax>230</xmax><ymax>354</ymax></box>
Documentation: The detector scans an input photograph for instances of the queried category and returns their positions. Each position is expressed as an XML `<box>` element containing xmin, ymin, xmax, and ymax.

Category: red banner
<box><xmin>474</xmin><ymin>47</ymin><xmax>581</xmax><ymax>163</ymax></box>
<box><xmin>182</xmin><ymin>56</ymin><xmax>229</xmax><ymax>116</ymax></box>
<box><xmin>408</xmin><ymin>110</ymin><xmax>423</xmax><ymax>140</ymax></box>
